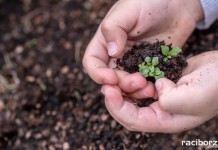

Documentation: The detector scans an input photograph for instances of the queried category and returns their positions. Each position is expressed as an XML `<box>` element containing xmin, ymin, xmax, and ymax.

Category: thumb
<box><xmin>101</xmin><ymin>23</ymin><xmax>127</xmax><ymax>57</ymax></box>
<box><xmin>155</xmin><ymin>78</ymin><xmax>177</xmax><ymax>111</ymax></box>
<box><xmin>155</xmin><ymin>78</ymin><xmax>202</xmax><ymax>115</ymax></box>
<box><xmin>100</xmin><ymin>1</ymin><xmax>139</xmax><ymax>57</ymax></box>
<box><xmin>155</xmin><ymin>78</ymin><xmax>192</xmax><ymax>114</ymax></box>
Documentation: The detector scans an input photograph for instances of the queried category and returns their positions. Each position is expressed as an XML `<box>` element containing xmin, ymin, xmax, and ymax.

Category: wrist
<box><xmin>182</xmin><ymin>0</ymin><xmax>204</xmax><ymax>24</ymax></box>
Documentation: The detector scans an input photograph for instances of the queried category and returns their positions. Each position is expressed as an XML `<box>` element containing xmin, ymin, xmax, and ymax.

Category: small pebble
<box><xmin>46</xmin><ymin>68</ymin><xmax>52</xmax><ymax>77</ymax></box>
<box><xmin>34</xmin><ymin>133</ymin><xmax>42</xmax><ymax>139</ymax></box>
<box><xmin>64</xmin><ymin>41</ymin><xmax>72</xmax><ymax>50</ymax></box>
<box><xmin>110</xmin><ymin>120</ymin><xmax>117</xmax><ymax>128</ymax></box>
<box><xmin>61</xmin><ymin>66</ymin><xmax>69</xmax><ymax>74</ymax></box>
<box><xmin>63</xmin><ymin>142</ymin><xmax>70</xmax><ymax>150</ymax></box>
<box><xmin>50</xmin><ymin>135</ymin><xmax>58</xmax><ymax>143</ymax></box>
<box><xmin>100</xmin><ymin>114</ymin><xmax>108</xmax><ymax>121</ymax></box>
<box><xmin>15</xmin><ymin>45</ymin><xmax>24</xmax><ymax>54</ymax></box>
<box><xmin>26</xmin><ymin>76</ymin><xmax>35</xmax><ymax>83</ymax></box>
<box><xmin>48</xmin><ymin>145</ymin><xmax>55</xmax><ymax>150</ymax></box>
<box><xmin>25</xmin><ymin>131</ymin><xmax>32</xmax><ymax>139</ymax></box>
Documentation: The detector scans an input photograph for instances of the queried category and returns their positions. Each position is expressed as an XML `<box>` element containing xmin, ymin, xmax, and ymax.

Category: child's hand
<box><xmin>83</xmin><ymin>0</ymin><xmax>203</xmax><ymax>85</ymax></box>
<box><xmin>156</xmin><ymin>51</ymin><xmax>218</xmax><ymax>119</ymax></box>
<box><xmin>83</xmin><ymin>0</ymin><xmax>206</xmax><ymax>133</ymax></box>
<box><xmin>101</xmin><ymin>51</ymin><xmax>218</xmax><ymax>133</ymax></box>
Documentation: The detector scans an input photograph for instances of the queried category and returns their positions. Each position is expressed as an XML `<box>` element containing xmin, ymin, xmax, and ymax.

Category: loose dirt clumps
<box><xmin>116</xmin><ymin>41</ymin><xmax>188</xmax><ymax>107</ymax></box>
<box><xmin>116</xmin><ymin>41</ymin><xmax>188</xmax><ymax>83</ymax></box>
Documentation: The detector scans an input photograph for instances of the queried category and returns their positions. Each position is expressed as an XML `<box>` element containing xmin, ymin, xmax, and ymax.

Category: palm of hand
<box><xmin>103</xmin><ymin>51</ymin><xmax>218</xmax><ymax>133</ymax></box>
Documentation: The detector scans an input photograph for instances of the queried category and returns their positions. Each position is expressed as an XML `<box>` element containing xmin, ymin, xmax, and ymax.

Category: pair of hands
<box><xmin>83</xmin><ymin>0</ymin><xmax>218</xmax><ymax>133</ymax></box>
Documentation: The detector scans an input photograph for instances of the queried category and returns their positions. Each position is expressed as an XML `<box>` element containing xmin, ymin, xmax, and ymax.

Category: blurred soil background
<box><xmin>0</xmin><ymin>0</ymin><xmax>217</xmax><ymax>149</ymax></box>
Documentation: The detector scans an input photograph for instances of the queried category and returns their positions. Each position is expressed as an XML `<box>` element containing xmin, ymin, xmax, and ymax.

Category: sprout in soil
<box><xmin>138</xmin><ymin>56</ymin><xmax>165</xmax><ymax>80</ymax></box>
<box><xmin>161</xmin><ymin>45</ymin><xmax>182</xmax><ymax>61</ymax></box>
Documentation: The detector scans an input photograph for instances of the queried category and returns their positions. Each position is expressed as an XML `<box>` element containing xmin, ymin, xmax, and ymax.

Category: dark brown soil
<box><xmin>116</xmin><ymin>41</ymin><xmax>188</xmax><ymax>83</ymax></box>
<box><xmin>0</xmin><ymin>0</ymin><xmax>218</xmax><ymax>149</ymax></box>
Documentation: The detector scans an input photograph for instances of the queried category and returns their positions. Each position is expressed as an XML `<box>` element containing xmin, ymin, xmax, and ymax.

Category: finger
<box><xmin>155</xmin><ymin>51</ymin><xmax>218</xmax><ymax>115</ymax></box>
<box><xmin>116</xmin><ymin>71</ymin><xmax>147</xmax><ymax>93</ymax></box>
<box><xmin>128</xmin><ymin>81</ymin><xmax>156</xmax><ymax>99</ymax></box>
<box><xmin>101</xmin><ymin>1</ymin><xmax>139</xmax><ymax>57</ymax></box>
<box><xmin>155</xmin><ymin>78</ymin><xmax>191</xmax><ymax>114</ymax></box>
<box><xmin>155</xmin><ymin>76</ymin><xmax>207</xmax><ymax>115</ymax></box>
<box><xmin>148</xmin><ymin>103</ymin><xmax>204</xmax><ymax>133</ymax></box>
<box><xmin>102</xmin><ymin>84</ymin><xmax>159</xmax><ymax>132</ymax></box>
<box><xmin>102</xmin><ymin>85</ymin><xmax>202</xmax><ymax>133</ymax></box>
<box><xmin>83</xmin><ymin>32</ymin><xmax>118</xmax><ymax>84</ymax></box>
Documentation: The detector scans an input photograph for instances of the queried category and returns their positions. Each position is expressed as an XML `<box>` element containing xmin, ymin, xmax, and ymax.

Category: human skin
<box><xmin>101</xmin><ymin>51</ymin><xmax>218</xmax><ymax>132</ymax></box>
<box><xmin>82</xmin><ymin>0</ymin><xmax>218</xmax><ymax>133</ymax></box>
<box><xmin>83</xmin><ymin>0</ymin><xmax>203</xmax><ymax>85</ymax></box>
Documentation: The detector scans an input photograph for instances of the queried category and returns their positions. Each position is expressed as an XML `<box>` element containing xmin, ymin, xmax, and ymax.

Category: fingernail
<box><xmin>131</xmin><ymin>82</ymin><xmax>142</xmax><ymax>89</ymax></box>
<box><xmin>107</xmin><ymin>42</ymin><xmax>117</xmax><ymax>56</ymax></box>
<box><xmin>155</xmin><ymin>80</ymin><xmax>162</xmax><ymax>91</ymax></box>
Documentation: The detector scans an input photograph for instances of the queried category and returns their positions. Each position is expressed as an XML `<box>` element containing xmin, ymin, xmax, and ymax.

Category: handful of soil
<box><xmin>116</xmin><ymin>41</ymin><xmax>187</xmax><ymax>83</ymax></box>
<box><xmin>116</xmin><ymin>41</ymin><xmax>188</xmax><ymax>107</ymax></box>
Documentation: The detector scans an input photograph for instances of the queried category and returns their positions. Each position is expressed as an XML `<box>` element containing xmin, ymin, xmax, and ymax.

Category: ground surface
<box><xmin>0</xmin><ymin>0</ymin><xmax>217</xmax><ymax>149</ymax></box>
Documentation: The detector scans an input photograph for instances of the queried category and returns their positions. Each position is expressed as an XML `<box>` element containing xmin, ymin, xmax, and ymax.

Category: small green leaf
<box><xmin>142</xmin><ymin>68</ymin><xmax>150</xmax><ymax>75</ymax></box>
<box><xmin>145</xmin><ymin>57</ymin><xmax>151</xmax><ymax>64</ymax></box>
<box><xmin>138</xmin><ymin>63</ymin><xmax>143</xmax><ymax>67</ymax></box>
<box><xmin>140</xmin><ymin>64</ymin><xmax>146</xmax><ymax>69</ymax></box>
<box><xmin>149</xmin><ymin>72</ymin><xmax>154</xmax><ymax>76</ymax></box>
<box><xmin>138</xmin><ymin>56</ymin><xmax>165</xmax><ymax>80</ymax></box>
<box><xmin>155</xmin><ymin>72</ymin><xmax>165</xmax><ymax>80</ymax></box>
<box><xmin>149</xmin><ymin>66</ymin><xmax>155</xmax><ymax>72</ymax></box>
<box><xmin>168</xmin><ymin>47</ymin><xmax>182</xmax><ymax>57</ymax></box>
<box><xmin>144</xmin><ymin>74</ymin><xmax>149</xmax><ymax>77</ymax></box>
<box><xmin>138</xmin><ymin>67</ymin><xmax>144</xmax><ymax>72</ymax></box>
<box><xmin>154</xmin><ymin>67</ymin><xmax>161</xmax><ymax>75</ymax></box>
<box><xmin>139</xmin><ymin>63</ymin><xmax>146</xmax><ymax>70</ymax></box>
<box><xmin>168</xmin><ymin>56</ymin><xmax>172</xmax><ymax>59</ymax></box>
<box><xmin>152</xmin><ymin>57</ymin><xmax>159</xmax><ymax>66</ymax></box>
<box><xmin>161</xmin><ymin>45</ymin><xmax>169</xmax><ymax>56</ymax></box>
<box><xmin>163</xmin><ymin>57</ymin><xmax>168</xmax><ymax>62</ymax></box>
<box><xmin>139</xmin><ymin>68</ymin><xmax>143</xmax><ymax>72</ymax></box>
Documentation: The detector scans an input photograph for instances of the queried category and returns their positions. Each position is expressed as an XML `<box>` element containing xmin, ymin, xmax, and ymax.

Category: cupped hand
<box><xmin>156</xmin><ymin>51</ymin><xmax>218</xmax><ymax>119</ymax></box>
<box><xmin>83</xmin><ymin>0</ymin><xmax>203</xmax><ymax>85</ymax></box>
<box><xmin>102</xmin><ymin>51</ymin><xmax>218</xmax><ymax>133</ymax></box>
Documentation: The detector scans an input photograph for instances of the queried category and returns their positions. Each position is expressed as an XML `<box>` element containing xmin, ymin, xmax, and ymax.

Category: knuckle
<box><xmin>101</xmin><ymin>20</ymin><xmax>112</xmax><ymax>34</ymax></box>
<box><xmin>158</xmin><ymin>96</ymin><xmax>170</xmax><ymax>112</ymax></box>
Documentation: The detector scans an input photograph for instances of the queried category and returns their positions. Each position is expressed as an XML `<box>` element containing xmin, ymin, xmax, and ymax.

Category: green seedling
<box><xmin>138</xmin><ymin>56</ymin><xmax>165</xmax><ymax>80</ymax></box>
<box><xmin>161</xmin><ymin>45</ymin><xmax>182</xmax><ymax>61</ymax></box>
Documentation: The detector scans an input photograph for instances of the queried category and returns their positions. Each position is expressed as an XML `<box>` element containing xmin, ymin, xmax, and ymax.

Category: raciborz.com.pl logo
<box><xmin>181</xmin><ymin>139</ymin><xmax>218</xmax><ymax>148</ymax></box>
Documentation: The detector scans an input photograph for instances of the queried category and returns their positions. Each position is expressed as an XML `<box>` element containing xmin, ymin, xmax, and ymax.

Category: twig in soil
<box><xmin>21</xmin><ymin>8</ymin><xmax>42</xmax><ymax>32</ymax></box>
<box><xmin>1</xmin><ymin>53</ymin><xmax>20</xmax><ymax>92</ymax></box>
<box><xmin>36</xmin><ymin>79</ymin><xmax>47</xmax><ymax>91</ymax></box>
<box><xmin>11</xmin><ymin>71</ymin><xmax>20</xmax><ymax>86</ymax></box>
<box><xmin>75</xmin><ymin>41</ymin><xmax>82</xmax><ymax>64</ymax></box>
